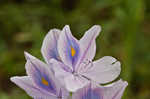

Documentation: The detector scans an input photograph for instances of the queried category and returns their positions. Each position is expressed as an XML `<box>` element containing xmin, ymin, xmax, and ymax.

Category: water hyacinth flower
<box><xmin>10</xmin><ymin>25</ymin><xmax>127</xmax><ymax>99</ymax></box>
<box><xmin>42</xmin><ymin>25</ymin><xmax>121</xmax><ymax>91</ymax></box>
<box><xmin>72</xmin><ymin>80</ymin><xmax>128</xmax><ymax>99</ymax></box>
<box><xmin>10</xmin><ymin>52</ymin><xmax>69</xmax><ymax>99</ymax></box>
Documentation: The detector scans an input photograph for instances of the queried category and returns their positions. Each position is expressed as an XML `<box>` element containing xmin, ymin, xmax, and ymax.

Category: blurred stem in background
<box><xmin>121</xmin><ymin>0</ymin><xmax>144</xmax><ymax>98</ymax></box>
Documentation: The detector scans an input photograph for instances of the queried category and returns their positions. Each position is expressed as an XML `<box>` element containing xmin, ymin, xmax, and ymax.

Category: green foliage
<box><xmin>0</xmin><ymin>0</ymin><xmax>150</xmax><ymax>98</ymax></box>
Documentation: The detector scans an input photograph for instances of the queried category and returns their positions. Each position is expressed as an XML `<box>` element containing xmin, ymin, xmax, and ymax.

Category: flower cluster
<box><xmin>10</xmin><ymin>25</ymin><xmax>128</xmax><ymax>99</ymax></box>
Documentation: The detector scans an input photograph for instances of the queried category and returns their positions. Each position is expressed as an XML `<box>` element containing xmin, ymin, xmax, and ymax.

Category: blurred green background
<box><xmin>0</xmin><ymin>0</ymin><xmax>150</xmax><ymax>99</ymax></box>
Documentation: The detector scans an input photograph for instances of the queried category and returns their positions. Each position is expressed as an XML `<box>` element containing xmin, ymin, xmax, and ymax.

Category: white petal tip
<box><xmin>64</xmin><ymin>25</ymin><xmax>70</xmax><ymax>28</ymax></box>
<box><xmin>93</xmin><ymin>25</ymin><xmax>101</xmax><ymax>29</ymax></box>
<box><xmin>124</xmin><ymin>81</ymin><xmax>128</xmax><ymax>86</ymax></box>
<box><xmin>118</xmin><ymin>79</ymin><xmax>128</xmax><ymax>86</ymax></box>
<box><xmin>48</xmin><ymin>29</ymin><xmax>61</xmax><ymax>34</ymax></box>
<box><xmin>10</xmin><ymin>77</ymin><xmax>15</xmax><ymax>82</ymax></box>
<box><xmin>24</xmin><ymin>51</ymin><xmax>30</xmax><ymax>60</ymax></box>
<box><xmin>63</xmin><ymin>25</ymin><xmax>71</xmax><ymax>31</ymax></box>
<box><xmin>24</xmin><ymin>51</ymin><xmax>35</xmax><ymax>61</ymax></box>
<box><xmin>10</xmin><ymin>76</ymin><xmax>19</xmax><ymax>83</ymax></box>
<box><xmin>93</xmin><ymin>25</ymin><xmax>101</xmax><ymax>32</ymax></box>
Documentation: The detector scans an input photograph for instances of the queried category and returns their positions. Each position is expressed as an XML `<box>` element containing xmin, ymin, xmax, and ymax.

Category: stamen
<box><xmin>81</xmin><ymin>75</ymin><xmax>91</xmax><ymax>81</ymax></box>
<box><xmin>41</xmin><ymin>77</ymin><xmax>49</xmax><ymax>86</ymax></box>
<box><xmin>81</xmin><ymin>59</ymin><xmax>93</xmax><ymax>73</ymax></box>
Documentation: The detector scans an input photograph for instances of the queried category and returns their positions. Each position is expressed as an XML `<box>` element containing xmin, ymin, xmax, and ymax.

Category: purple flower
<box><xmin>10</xmin><ymin>52</ymin><xmax>69</xmax><ymax>99</ymax></box>
<box><xmin>10</xmin><ymin>25</ymin><xmax>127</xmax><ymax>99</ymax></box>
<box><xmin>72</xmin><ymin>80</ymin><xmax>128</xmax><ymax>99</ymax></box>
<box><xmin>42</xmin><ymin>25</ymin><xmax>121</xmax><ymax>91</ymax></box>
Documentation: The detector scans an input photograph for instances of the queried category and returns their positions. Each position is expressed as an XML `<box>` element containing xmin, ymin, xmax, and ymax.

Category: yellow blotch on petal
<box><xmin>71</xmin><ymin>46</ymin><xmax>76</xmax><ymax>57</ymax></box>
<box><xmin>41</xmin><ymin>77</ymin><xmax>49</xmax><ymax>86</ymax></box>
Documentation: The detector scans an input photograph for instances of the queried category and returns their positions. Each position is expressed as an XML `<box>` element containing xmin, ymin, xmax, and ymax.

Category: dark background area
<box><xmin>0</xmin><ymin>0</ymin><xmax>150</xmax><ymax>99</ymax></box>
